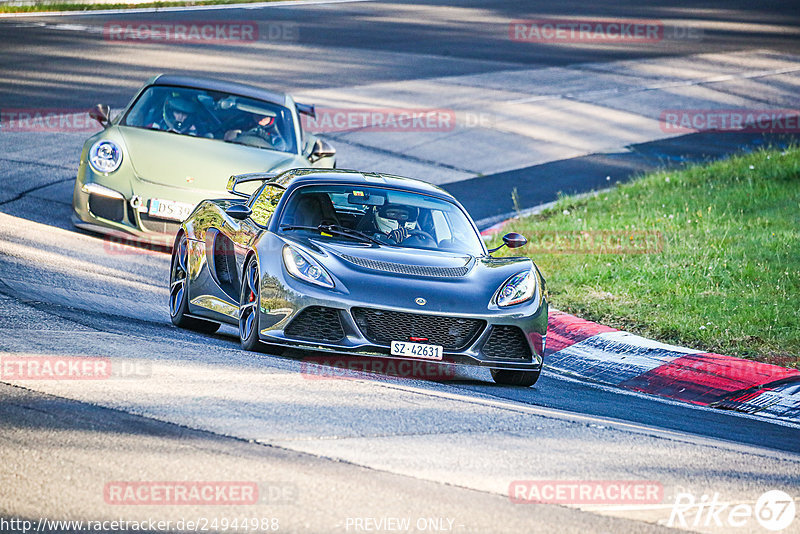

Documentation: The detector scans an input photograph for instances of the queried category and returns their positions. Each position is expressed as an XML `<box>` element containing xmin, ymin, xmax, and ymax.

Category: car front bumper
<box><xmin>257</xmin><ymin>300</ymin><xmax>547</xmax><ymax>372</ymax></box>
<box><xmin>72</xmin><ymin>162</ymin><xmax>223</xmax><ymax>246</ymax></box>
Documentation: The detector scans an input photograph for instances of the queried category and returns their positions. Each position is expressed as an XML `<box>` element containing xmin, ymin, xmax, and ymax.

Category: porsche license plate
<box><xmin>148</xmin><ymin>199</ymin><xmax>194</xmax><ymax>221</ymax></box>
<box><xmin>390</xmin><ymin>341</ymin><xmax>443</xmax><ymax>361</ymax></box>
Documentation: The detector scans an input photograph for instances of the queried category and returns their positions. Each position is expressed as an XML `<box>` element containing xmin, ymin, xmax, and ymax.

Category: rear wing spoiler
<box><xmin>226</xmin><ymin>172</ymin><xmax>280</xmax><ymax>198</ymax></box>
<box><xmin>295</xmin><ymin>102</ymin><xmax>316</xmax><ymax>118</ymax></box>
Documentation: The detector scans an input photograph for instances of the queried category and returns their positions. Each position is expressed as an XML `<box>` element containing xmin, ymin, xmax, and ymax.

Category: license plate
<box><xmin>390</xmin><ymin>341</ymin><xmax>443</xmax><ymax>361</ymax></box>
<box><xmin>148</xmin><ymin>198</ymin><xmax>195</xmax><ymax>222</ymax></box>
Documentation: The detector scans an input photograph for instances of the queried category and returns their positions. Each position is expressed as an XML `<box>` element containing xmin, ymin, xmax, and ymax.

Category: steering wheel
<box><xmin>404</xmin><ymin>229</ymin><xmax>436</xmax><ymax>246</ymax></box>
<box><xmin>269</xmin><ymin>131</ymin><xmax>288</xmax><ymax>151</ymax></box>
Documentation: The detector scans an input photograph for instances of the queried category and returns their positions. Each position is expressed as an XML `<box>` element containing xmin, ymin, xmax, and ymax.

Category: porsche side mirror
<box><xmin>488</xmin><ymin>232</ymin><xmax>527</xmax><ymax>253</ymax></box>
<box><xmin>89</xmin><ymin>104</ymin><xmax>111</xmax><ymax>128</ymax></box>
<box><xmin>225</xmin><ymin>204</ymin><xmax>252</xmax><ymax>221</ymax></box>
<box><xmin>309</xmin><ymin>138</ymin><xmax>336</xmax><ymax>162</ymax></box>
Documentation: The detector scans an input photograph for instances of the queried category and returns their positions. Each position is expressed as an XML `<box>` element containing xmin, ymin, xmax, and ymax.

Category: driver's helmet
<box><xmin>257</xmin><ymin>114</ymin><xmax>276</xmax><ymax>129</ymax></box>
<box><xmin>376</xmin><ymin>204</ymin><xmax>418</xmax><ymax>234</ymax></box>
<box><xmin>163</xmin><ymin>94</ymin><xmax>200</xmax><ymax>132</ymax></box>
<box><xmin>254</xmin><ymin>113</ymin><xmax>287</xmax><ymax>150</ymax></box>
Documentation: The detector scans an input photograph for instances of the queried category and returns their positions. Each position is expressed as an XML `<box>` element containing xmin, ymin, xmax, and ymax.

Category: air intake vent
<box><xmin>140</xmin><ymin>214</ymin><xmax>181</xmax><ymax>235</ymax></box>
<box><xmin>341</xmin><ymin>255</ymin><xmax>469</xmax><ymax>278</ymax></box>
<box><xmin>481</xmin><ymin>325</ymin><xmax>532</xmax><ymax>361</ymax></box>
<box><xmin>88</xmin><ymin>194</ymin><xmax>124</xmax><ymax>222</ymax></box>
<box><xmin>284</xmin><ymin>306</ymin><xmax>345</xmax><ymax>342</ymax></box>
<box><xmin>352</xmin><ymin>308</ymin><xmax>484</xmax><ymax>351</ymax></box>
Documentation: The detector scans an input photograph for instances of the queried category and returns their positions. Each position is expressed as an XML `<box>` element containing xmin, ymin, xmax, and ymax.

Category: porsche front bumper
<box><xmin>72</xmin><ymin>163</ymin><xmax>218</xmax><ymax>247</ymax></box>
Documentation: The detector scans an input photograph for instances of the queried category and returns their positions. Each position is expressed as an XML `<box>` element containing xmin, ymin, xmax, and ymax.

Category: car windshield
<box><xmin>278</xmin><ymin>184</ymin><xmax>485</xmax><ymax>255</ymax></box>
<box><xmin>121</xmin><ymin>85</ymin><xmax>297</xmax><ymax>153</ymax></box>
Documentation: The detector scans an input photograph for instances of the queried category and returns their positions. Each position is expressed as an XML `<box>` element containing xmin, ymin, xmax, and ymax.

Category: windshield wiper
<box><xmin>280</xmin><ymin>224</ymin><xmax>384</xmax><ymax>246</ymax></box>
<box><xmin>320</xmin><ymin>224</ymin><xmax>387</xmax><ymax>246</ymax></box>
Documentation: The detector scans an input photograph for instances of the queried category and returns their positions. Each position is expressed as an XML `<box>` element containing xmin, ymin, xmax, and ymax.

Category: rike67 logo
<box><xmin>667</xmin><ymin>490</ymin><xmax>796</xmax><ymax>531</ymax></box>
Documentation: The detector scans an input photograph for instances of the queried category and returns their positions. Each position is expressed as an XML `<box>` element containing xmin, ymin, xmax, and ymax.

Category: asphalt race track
<box><xmin>1</xmin><ymin>1</ymin><xmax>800</xmax><ymax>533</ymax></box>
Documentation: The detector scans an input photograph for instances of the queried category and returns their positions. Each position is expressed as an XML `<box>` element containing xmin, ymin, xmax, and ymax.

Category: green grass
<box><xmin>0</xmin><ymin>0</ymin><xmax>290</xmax><ymax>13</ymax></box>
<box><xmin>490</xmin><ymin>146</ymin><xmax>800</xmax><ymax>367</ymax></box>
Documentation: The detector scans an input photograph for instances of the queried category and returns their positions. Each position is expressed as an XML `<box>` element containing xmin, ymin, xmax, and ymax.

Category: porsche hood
<box><xmin>117</xmin><ymin>125</ymin><xmax>299</xmax><ymax>192</ymax></box>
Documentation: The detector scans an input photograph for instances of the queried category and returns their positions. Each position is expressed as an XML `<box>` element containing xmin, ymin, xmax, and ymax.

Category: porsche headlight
<box><xmin>88</xmin><ymin>140</ymin><xmax>123</xmax><ymax>174</ymax></box>
<box><xmin>496</xmin><ymin>270</ymin><xmax>536</xmax><ymax>307</ymax></box>
<box><xmin>282</xmin><ymin>246</ymin><xmax>334</xmax><ymax>288</ymax></box>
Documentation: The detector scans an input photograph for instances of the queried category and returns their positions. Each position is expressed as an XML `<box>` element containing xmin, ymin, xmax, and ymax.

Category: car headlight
<box><xmin>88</xmin><ymin>140</ymin><xmax>123</xmax><ymax>174</ymax></box>
<box><xmin>496</xmin><ymin>270</ymin><xmax>536</xmax><ymax>307</ymax></box>
<box><xmin>282</xmin><ymin>246</ymin><xmax>334</xmax><ymax>288</ymax></box>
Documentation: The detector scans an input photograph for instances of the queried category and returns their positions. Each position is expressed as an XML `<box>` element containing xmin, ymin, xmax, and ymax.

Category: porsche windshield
<box><xmin>277</xmin><ymin>185</ymin><xmax>485</xmax><ymax>255</ymax></box>
<box><xmin>121</xmin><ymin>85</ymin><xmax>297</xmax><ymax>153</ymax></box>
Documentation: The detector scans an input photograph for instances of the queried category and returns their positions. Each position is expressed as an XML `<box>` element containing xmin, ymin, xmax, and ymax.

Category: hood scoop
<box><xmin>340</xmin><ymin>254</ymin><xmax>471</xmax><ymax>278</ymax></box>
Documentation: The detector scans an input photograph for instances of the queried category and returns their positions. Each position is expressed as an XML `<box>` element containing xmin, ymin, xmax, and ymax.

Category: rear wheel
<box><xmin>169</xmin><ymin>232</ymin><xmax>220</xmax><ymax>333</ymax></box>
<box><xmin>239</xmin><ymin>256</ymin><xmax>264</xmax><ymax>352</ymax></box>
<box><xmin>491</xmin><ymin>368</ymin><xmax>541</xmax><ymax>387</ymax></box>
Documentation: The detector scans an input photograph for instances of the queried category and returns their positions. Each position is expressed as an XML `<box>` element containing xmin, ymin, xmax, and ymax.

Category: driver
<box><xmin>149</xmin><ymin>94</ymin><xmax>211</xmax><ymax>137</ymax></box>
<box><xmin>224</xmin><ymin>112</ymin><xmax>288</xmax><ymax>151</ymax></box>
<box><xmin>374</xmin><ymin>204</ymin><xmax>418</xmax><ymax>244</ymax></box>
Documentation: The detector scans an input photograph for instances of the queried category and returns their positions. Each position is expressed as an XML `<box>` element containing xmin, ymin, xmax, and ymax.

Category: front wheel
<box><xmin>239</xmin><ymin>256</ymin><xmax>265</xmax><ymax>352</ymax></box>
<box><xmin>491</xmin><ymin>368</ymin><xmax>541</xmax><ymax>387</ymax></box>
<box><xmin>169</xmin><ymin>233</ymin><xmax>220</xmax><ymax>334</ymax></box>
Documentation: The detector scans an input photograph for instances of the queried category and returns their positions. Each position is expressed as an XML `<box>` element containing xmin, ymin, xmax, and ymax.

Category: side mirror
<box><xmin>488</xmin><ymin>232</ymin><xmax>527</xmax><ymax>253</ymax></box>
<box><xmin>225</xmin><ymin>204</ymin><xmax>252</xmax><ymax>221</ymax></box>
<box><xmin>503</xmin><ymin>232</ymin><xmax>528</xmax><ymax>249</ymax></box>
<box><xmin>309</xmin><ymin>138</ymin><xmax>336</xmax><ymax>162</ymax></box>
<box><xmin>89</xmin><ymin>104</ymin><xmax>111</xmax><ymax>128</ymax></box>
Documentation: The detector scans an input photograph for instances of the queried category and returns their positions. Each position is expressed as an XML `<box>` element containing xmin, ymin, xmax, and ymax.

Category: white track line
<box><xmin>335</xmin><ymin>377</ymin><xmax>800</xmax><ymax>461</ymax></box>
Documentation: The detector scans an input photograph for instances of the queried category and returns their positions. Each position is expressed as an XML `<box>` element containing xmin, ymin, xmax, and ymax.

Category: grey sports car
<box><xmin>170</xmin><ymin>169</ymin><xmax>548</xmax><ymax>386</ymax></box>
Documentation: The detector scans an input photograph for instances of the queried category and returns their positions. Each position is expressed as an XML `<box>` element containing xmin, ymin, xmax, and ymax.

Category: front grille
<box><xmin>88</xmin><ymin>193</ymin><xmax>124</xmax><ymax>222</ymax></box>
<box><xmin>140</xmin><ymin>214</ymin><xmax>182</xmax><ymax>235</ymax></box>
<box><xmin>481</xmin><ymin>325</ymin><xmax>532</xmax><ymax>361</ymax></box>
<box><xmin>352</xmin><ymin>308</ymin><xmax>484</xmax><ymax>351</ymax></box>
<box><xmin>284</xmin><ymin>306</ymin><xmax>345</xmax><ymax>342</ymax></box>
<box><xmin>341</xmin><ymin>255</ymin><xmax>469</xmax><ymax>278</ymax></box>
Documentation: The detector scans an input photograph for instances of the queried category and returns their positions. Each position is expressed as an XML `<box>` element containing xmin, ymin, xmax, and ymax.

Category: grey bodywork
<box><xmin>178</xmin><ymin>169</ymin><xmax>548</xmax><ymax>372</ymax></box>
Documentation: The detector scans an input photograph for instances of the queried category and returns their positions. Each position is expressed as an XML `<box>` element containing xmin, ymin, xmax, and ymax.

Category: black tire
<box><xmin>239</xmin><ymin>256</ymin><xmax>265</xmax><ymax>352</ymax></box>
<box><xmin>491</xmin><ymin>368</ymin><xmax>541</xmax><ymax>387</ymax></box>
<box><xmin>169</xmin><ymin>232</ymin><xmax>220</xmax><ymax>334</ymax></box>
